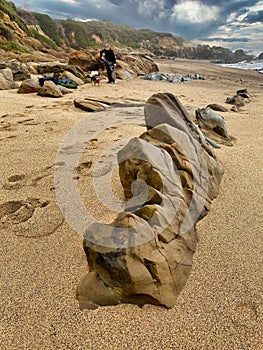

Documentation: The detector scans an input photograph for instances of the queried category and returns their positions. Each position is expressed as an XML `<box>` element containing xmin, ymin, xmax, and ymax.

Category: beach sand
<box><xmin>0</xmin><ymin>59</ymin><xmax>262</xmax><ymax>349</ymax></box>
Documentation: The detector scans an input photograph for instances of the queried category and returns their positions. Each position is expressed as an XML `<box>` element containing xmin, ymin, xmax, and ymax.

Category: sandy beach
<box><xmin>0</xmin><ymin>59</ymin><xmax>262</xmax><ymax>349</ymax></box>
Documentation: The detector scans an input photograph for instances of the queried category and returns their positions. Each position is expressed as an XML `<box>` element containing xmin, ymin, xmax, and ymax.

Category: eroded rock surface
<box><xmin>77</xmin><ymin>93</ymin><xmax>224</xmax><ymax>309</ymax></box>
<box><xmin>195</xmin><ymin>106</ymin><xmax>233</xmax><ymax>146</ymax></box>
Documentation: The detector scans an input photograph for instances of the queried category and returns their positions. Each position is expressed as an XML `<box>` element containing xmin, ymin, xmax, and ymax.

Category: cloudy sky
<box><xmin>12</xmin><ymin>0</ymin><xmax>263</xmax><ymax>55</ymax></box>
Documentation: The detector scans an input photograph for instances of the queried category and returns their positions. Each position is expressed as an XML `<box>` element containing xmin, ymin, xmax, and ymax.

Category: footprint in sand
<box><xmin>2</xmin><ymin>166</ymin><xmax>54</xmax><ymax>190</ymax></box>
<box><xmin>76</xmin><ymin>161</ymin><xmax>92</xmax><ymax>174</ymax></box>
<box><xmin>44</xmin><ymin>120</ymin><xmax>57</xmax><ymax>131</ymax></box>
<box><xmin>3</xmin><ymin>174</ymin><xmax>27</xmax><ymax>190</ymax></box>
<box><xmin>17</xmin><ymin>118</ymin><xmax>41</xmax><ymax>126</ymax></box>
<box><xmin>0</xmin><ymin>121</ymin><xmax>15</xmax><ymax>131</ymax></box>
<box><xmin>0</xmin><ymin>135</ymin><xmax>16</xmax><ymax>141</ymax></box>
<box><xmin>229</xmin><ymin>301</ymin><xmax>259</xmax><ymax>328</ymax></box>
<box><xmin>0</xmin><ymin>198</ymin><xmax>64</xmax><ymax>238</ymax></box>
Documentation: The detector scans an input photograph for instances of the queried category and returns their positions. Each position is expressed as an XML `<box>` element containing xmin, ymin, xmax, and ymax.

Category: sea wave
<box><xmin>218</xmin><ymin>59</ymin><xmax>263</xmax><ymax>73</ymax></box>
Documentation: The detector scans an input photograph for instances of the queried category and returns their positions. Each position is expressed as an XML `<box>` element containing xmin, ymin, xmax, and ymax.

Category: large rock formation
<box><xmin>77</xmin><ymin>93</ymin><xmax>224</xmax><ymax>309</ymax></box>
<box><xmin>67</xmin><ymin>50</ymin><xmax>159</xmax><ymax>80</ymax></box>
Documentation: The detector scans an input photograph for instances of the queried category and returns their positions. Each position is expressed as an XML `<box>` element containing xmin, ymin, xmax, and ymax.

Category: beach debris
<box><xmin>141</xmin><ymin>72</ymin><xmax>205</xmax><ymax>83</ymax></box>
<box><xmin>77</xmin><ymin>92</ymin><xmax>224</xmax><ymax>309</ymax></box>
<box><xmin>195</xmin><ymin>106</ymin><xmax>232</xmax><ymax>146</ymax></box>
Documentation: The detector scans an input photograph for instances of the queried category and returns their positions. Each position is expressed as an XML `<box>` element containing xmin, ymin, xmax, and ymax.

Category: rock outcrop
<box><xmin>77</xmin><ymin>93</ymin><xmax>224</xmax><ymax>309</ymax></box>
<box><xmin>0</xmin><ymin>51</ymin><xmax>158</xmax><ymax>91</ymax></box>
<box><xmin>195</xmin><ymin>107</ymin><xmax>233</xmax><ymax>146</ymax></box>
<box><xmin>37</xmin><ymin>80</ymin><xmax>63</xmax><ymax>98</ymax></box>
<box><xmin>67</xmin><ymin>50</ymin><xmax>159</xmax><ymax>80</ymax></box>
<box><xmin>17</xmin><ymin>78</ymin><xmax>41</xmax><ymax>93</ymax></box>
<box><xmin>0</xmin><ymin>67</ymin><xmax>19</xmax><ymax>90</ymax></box>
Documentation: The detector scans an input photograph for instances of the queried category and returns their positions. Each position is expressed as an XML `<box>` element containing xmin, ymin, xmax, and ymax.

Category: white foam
<box><xmin>218</xmin><ymin>59</ymin><xmax>263</xmax><ymax>73</ymax></box>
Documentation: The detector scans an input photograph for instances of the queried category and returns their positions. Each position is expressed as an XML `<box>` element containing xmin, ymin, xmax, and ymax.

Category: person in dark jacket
<box><xmin>100</xmin><ymin>43</ymin><xmax>116</xmax><ymax>83</ymax></box>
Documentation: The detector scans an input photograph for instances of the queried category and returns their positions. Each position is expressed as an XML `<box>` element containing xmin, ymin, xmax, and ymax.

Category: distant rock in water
<box><xmin>76</xmin><ymin>92</ymin><xmax>224</xmax><ymax>310</ymax></box>
<box><xmin>141</xmin><ymin>72</ymin><xmax>205</xmax><ymax>83</ymax></box>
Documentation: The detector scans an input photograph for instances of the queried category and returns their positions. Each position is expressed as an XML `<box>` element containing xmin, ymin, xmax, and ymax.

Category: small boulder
<box><xmin>0</xmin><ymin>68</ymin><xmax>19</xmax><ymax>90</ymax></box>
<box><xmin>74</xmin><ymin>99</ymin><xmax>105</xmax><ymax>111</ymax></box>
<box><xmin>8</xmin><ymin>59</ymin><xmax>31</xmax><ymax>81</ymax></box>
<box><xmin>17</xmin><ymin>79</ymin><xmax>41</xmax><ymax>94</ymax></box>
<box><xmin>38</xmin><ymin>80</ymin><xmax>63</xmax><ymax>98</ymax></box>
<box><xmin>60</xmin><ymin>71</ymin><xmax>84</xmax><ymax>86</ymax></box>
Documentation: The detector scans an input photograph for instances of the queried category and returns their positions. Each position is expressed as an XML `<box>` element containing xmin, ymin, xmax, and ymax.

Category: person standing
<box><xmin>100</xmin><ymin>43</ymin><xmax>116</xmax><ymax>83</ymax></box>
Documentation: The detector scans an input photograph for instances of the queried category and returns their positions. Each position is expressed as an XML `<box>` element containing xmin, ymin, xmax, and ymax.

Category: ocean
<box><xmin>218</xmin><ymin>59</ymin><xmax>263</xmax><ymax>74</ymax></box>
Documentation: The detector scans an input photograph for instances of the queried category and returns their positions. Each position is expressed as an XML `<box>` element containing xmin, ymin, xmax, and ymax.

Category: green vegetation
<box><xmin>32</xmin><ymin>12</ymin><xmax>62</xmax><ymax>46</ymax></box>
<box><xmin>0</xmin><ymin>40</ymin><xmax>29</xmax><ymax>52</ymax></box>
<box><xmin>56</xmin><ymin>19</ymin><xmax>187</xmax><ymax>50</ymax></box>
<box><xmin>0</xmin><ymin>21</ymin><xmax>13</xmax><ymax>40</ymax></box>
<box><xmin>0</xmin><ymin>3</ymin><xmax>189</xmax><ymax>56</ymax></box>
<box><xmin>29</xmin><ymin>28</ymin><xmax>58</xmax><ymax>49</ymax></box>
<box><xmin>61</xmin><ymin>19</ymin><xmax>90</xmax><ymax>48</ymax></box>
<box><xmin>0</xmin><ymin>0</ymin><xmax>28</xmax><ymax>33</ymax></box>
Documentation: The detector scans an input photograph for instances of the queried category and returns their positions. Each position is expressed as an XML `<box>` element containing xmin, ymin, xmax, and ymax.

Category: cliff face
<box><xmin>0</xmin><ymin>0</ymin><xmax>257</xmax><ymax>63</ymax></box>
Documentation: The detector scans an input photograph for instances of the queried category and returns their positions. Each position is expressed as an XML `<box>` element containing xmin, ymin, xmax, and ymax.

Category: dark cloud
<box><xmin>204</xmin><ymin>37</ymin><xmax>250</xmax><ymax>43</ymax></box>
<box><xmin>243</xmin><ymin>10</ymin><xmax>263</xmax><ymax>22</ymax></box>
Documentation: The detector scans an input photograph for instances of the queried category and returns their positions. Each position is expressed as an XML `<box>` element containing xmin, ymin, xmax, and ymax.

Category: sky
<box><xmin>11</xmin><ymin>0</ymin><xmax>263</xmax><ymax>55</ymax></box>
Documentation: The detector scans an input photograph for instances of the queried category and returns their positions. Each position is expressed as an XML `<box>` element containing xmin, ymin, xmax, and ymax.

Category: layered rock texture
<box><xmin>0</xmin><ymin>53</ymin><xmax>158</xmax><ymax>91</ymax></box>
<box><xmin>195</xmin><ymin>107</ymin><xmax>233</xmax><ymax>146</ymax></box>
<box><xmin>77</xmin><ymin>93</ymin><xmax>224</xmax><ymax>309</ymax></box>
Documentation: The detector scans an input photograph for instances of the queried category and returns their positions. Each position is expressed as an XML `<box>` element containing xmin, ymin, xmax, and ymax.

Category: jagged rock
<box><xmin>115</xmin><ymin>56</ymin><xmax>159</xmax><ymax>80</ymax></box>
<box><xmin>0</xmin><ymin>67</ymin><xmax>13</xmax><ymax>81</ymax></box>
<box><xmin>142</xmin><ymin>72</ymin><xmax>205</xmax><ymax>82</ymax></box>
<box><xmin>0</xmin><ymin>62</ymin><xmax>7</xmax><ymax>69</ymax></box>
<box><xmin>60</xmin><ymin>71</ymin><xmax>84</xmax><ymax>86</ymax></box>
<box><xmin>68</xmin><ymin>51</ymin><xmax>158</xmax><ymax>79</ymax></box>
<box><xmin>77</xmin><ymin>93</ymin><xmax>224</xmax><ymax>309</ymax></box>
<box><xmin>68</xmin><ymin>50</ymin><xmax>101</xmax><ymax>71</ymax></box>
<box><xmin>66</xmin><ymin>65</ymin><xmax>86</xmax><ymax>81</ymax></box>
<box><xmin>7</xmin><ymin>59</ymin><xmax>31</xmax><ymax>81</ymax></box>
<box><xmin>225</xmin><ymin>95</ymin><xmax>245</xmax><ymax>108</ymax></box>
<box><xmin>17</xmin><ymin>79</ymin><xmax>41</xmax><ymax>93</ymax></box>
<box><xmin>26</xmin><ymin>62</ymin><xmax>39</xmax><ymax>75</ymax></box>
<box><xmin>37</xmin><ymin>61</ymin><xmax>68</xmax><ymax>75</ymax></box>
<box><xmin>58</xmin><ymin>85</ymin><xmax>73</xmax><ymax>95</ymax></box>
<box><xmin>0</xmin><ymin>68</ymin><xmax>19</xmax><ymax>90</ymax></box>
<box><xmin>236</xmin><ymin>88</ymin><xmax>252</xmax><ymax>99</ymax></box>
<box><xmin>122</xmin><ymin>54</ymin><xmax>159</xmax><ymax>75</ymax></box>
<box><xmin>37</xmin><ymin>80</ymin><xmax>63</xmax><ymax>98</ymax></box>
<box><xmin>195</xmin><ymin>107</ymin><xmax>232</xmax><ymax>146</ymax></box>
<box><xmin>115</xmin><ymin>60</ymin><xmax>138</xmax><ymax>80</ymax></box>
